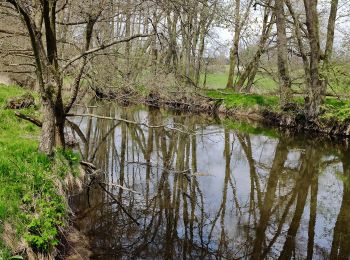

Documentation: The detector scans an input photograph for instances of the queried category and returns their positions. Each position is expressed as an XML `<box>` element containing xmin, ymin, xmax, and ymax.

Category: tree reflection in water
<box><xmin>69</xmin><ymin>103</ymin><xmax>350</xmax><ymax>259</ymax></box>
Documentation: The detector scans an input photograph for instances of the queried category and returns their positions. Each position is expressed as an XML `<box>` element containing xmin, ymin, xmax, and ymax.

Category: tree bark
<box><xmin>226</xmin><ymin>0</ymin><xmax>241</xmax><ymax>90</ymax></box>
<box><xmin>275</xmin><ymin>0</ymin><xmax>292</xmax><ymax>107</ymax></box>
<box><xmin>39</xmin><ymin>98</ymin><xmax>56</xmax><ymax>154</ymax></box>
<box><xmin>237</xmin><ymin>4</ymin><xmax>273</xmax><ymax>92</ymax></box>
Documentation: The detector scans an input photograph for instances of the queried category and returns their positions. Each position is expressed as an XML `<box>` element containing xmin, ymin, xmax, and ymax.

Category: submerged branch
<box><xmin>66</xmin><ymin>113</ymin><xmax>193</xmax><ymax>134</ymax></box>
<box><xmin>98</xmin><ymin>183</ymin><xmax>140</xmax><ymax>226</ymax></box>
<box><xmin>101</xmin><ymin>182</ymin><xmax>140</xmax><ymax>195</ymax></box>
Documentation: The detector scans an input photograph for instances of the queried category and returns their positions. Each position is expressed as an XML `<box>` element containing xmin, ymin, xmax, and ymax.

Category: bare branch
<box><xmin>15</xmin><ymin>112</ymin><xmax>42</xmax><ymax>127</ymax></box>
<box><xmin>62</xmin><ymin>33</ymin><xmax>153</xmax><ymax>71</ymax></box>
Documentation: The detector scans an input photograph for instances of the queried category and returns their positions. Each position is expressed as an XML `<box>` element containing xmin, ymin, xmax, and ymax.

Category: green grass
<box><xmin>202</xmin><ymin>72</ymin><xmax>230</xmax><ymax>89</ymax></box>
<box><xmin>0</xmin><ymin>85</ymin><xmax>78</xmax><ymax>258</ymax></box>
<box><xmin>205</xmin><ymin>89</ymin><xmax>279</xmax><ymax>110</ymax></box>
<box><xmin>205</xmin><ymin>87</ymin><xmax>350</xmax><ymax>123</ymax></box>
<box><xmin>321</xmin><ymin>98</ymin><xmax>350</xmax><ymax>122</ymax></box>
<box><xmin>201</xmin><ymin>69</ymin><xmax>278</xmax><ymax>92</ymax></box>
<box><xmin>201</xmin><ymin>65</ymin><xmax>350</xmax><ymax>98</ymax></box>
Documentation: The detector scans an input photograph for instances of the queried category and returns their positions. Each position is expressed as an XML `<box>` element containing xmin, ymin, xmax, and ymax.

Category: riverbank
<box><xmin>111</xmin><ymin>86</ymin><xmax>350</xmax><ymax>137</ymax></box>
<box><xmin>3</xmin><ymin>82</ymin><xmax>349</xmax><ymax>258</ymax></box>
<box><xmin>0</xmin><ymin>84</ymin><xmax>85</xmax><ymax>259</ymax></box>
<box><xmin>205</xmin><ymin>89</ymin><xmax>350</xmax><ymax>137</ymax></box>
<box><xmin>65</xmin><ymin>96</ymin><xmax>350</xmax><ymax>259</ymax></box>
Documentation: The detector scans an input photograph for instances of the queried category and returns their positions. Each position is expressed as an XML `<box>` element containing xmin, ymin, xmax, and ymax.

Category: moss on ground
<box><xmin>0</xmin><ymin>84</ymin><xmax>79</xmax><ymax>258</ymax></box>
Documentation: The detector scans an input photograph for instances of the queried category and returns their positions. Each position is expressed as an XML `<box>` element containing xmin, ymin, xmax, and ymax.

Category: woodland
<box><xmin>0</xmin><ymin>0</ymin><xmax>350</xmax><ymax>259</ymax></box>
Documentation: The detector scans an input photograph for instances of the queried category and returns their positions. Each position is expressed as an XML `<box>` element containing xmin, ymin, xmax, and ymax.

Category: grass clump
<box><xmin>321</xmin><ymin>98</ymin><xmax>350</xmax><ymax>122</ymax></box>
<box><xmin>0</xmin><ymin>84</ymin><xmax>78</xmax><ymax>258</ymax></box>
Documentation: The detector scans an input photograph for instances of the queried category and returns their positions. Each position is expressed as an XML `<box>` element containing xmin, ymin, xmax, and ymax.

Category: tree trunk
<box><xmin>226</xmin><ymin>0</ymin><xmax>241</xmax><ymax>89</ymax></box>
<box><xmin>194</xmin><ymin>22</ymin><xmax>206</xmax><ymax>86</ymax></box>
<box><xmin>236</xmin><ymin>4</ymin><xmax>272</xmax><ymax>91</ymax></box>
<box><xmin>125</xmin><ymin>0</ymin><xmax>132</xmax><ymax>80</ymax></box>
<box><xmin>39</xmin><ymin>98</ymin><xmax>56</xmax><ymax>154</ymax></box>
<box><xmin>55</xmin><ymin>95</ymin><xmax>66</xmax><ymax>148</ymax></box>
<box><xmin>303</xmin><ymin>0</ymin><xmax>322</xmax><ymax>118</ymax></box>
<box><xmin>275</xmin><ymin>0</ymin><xmax>292</xmax><ymax>107</ymax></box>
<box><xmin>245</xmin><ymin>64</ymin><xmax>259</xmax><ymax>93</ymax></box>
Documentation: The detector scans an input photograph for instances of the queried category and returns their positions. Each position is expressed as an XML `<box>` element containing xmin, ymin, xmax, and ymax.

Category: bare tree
<box><xmin>2</xmin><ymin>0</ymin><xmax>150</xmax><ymax>154</ymax></box>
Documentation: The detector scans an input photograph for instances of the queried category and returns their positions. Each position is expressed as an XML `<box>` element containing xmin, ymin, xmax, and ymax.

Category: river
<box><xmin>68</xmin><ymin>102</ymin><xmax>350</xmax><ymax>259</ymax></box>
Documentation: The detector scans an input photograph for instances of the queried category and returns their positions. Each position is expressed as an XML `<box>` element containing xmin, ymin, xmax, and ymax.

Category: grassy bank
<box><xmin>206</xmin><ymin>89</ymin><xmax>350</xmax><ymax>120</ymax></box>
<box><xmin>0</xmin><ymin>84</ymin><xmax>79</xmax><ymax>259</ymax></box>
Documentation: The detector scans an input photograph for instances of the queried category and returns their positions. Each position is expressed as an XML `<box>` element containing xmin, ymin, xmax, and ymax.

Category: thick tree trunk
<box><xmin>39</xmin><ymin>98</ymin><xmax>56</xmax><ymax>154</ymax></box>
<box><xmin>303</xmin><ymin>0</ymin><xmax>323</xmax><ymax>118</ymax></box>
<box><xmin>226</xmin><ymin>49</ymin><xmax>236</xmax><ymax>89</ymax></box>
<box><xmin>245</xmin><ymin>64</ymin><xmax>259</xmax><ymax>93</ymax></box>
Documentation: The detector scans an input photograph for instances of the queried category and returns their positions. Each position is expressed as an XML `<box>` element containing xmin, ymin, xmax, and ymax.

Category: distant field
<box><xmin>201</xmin><ymin>65</ymin><xmax>350</xmax><ymax>98</ymax></box>
<box><xmin>201</xmin><ymin>70</ymin><xmax>278</xmax><ymax>93</ymax></box>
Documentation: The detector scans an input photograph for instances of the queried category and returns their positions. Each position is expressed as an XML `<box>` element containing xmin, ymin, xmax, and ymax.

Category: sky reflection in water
<box><xmin>70</xmin><ymin>103</ymin><xmax>350</xmax><ymax>259</ymax></box>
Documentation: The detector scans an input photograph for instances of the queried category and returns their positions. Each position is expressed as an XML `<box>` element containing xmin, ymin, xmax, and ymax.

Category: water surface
<box><xmin>69</xmin><ymin>103</ymin><xmax>350</xmax><ymax>259</ymax></box>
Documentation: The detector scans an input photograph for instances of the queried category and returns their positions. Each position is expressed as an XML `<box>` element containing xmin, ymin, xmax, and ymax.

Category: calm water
<box><xmin>69</xmin><ymin>103</ymin><xmax>350</xmax><ymax>259</ymax></box>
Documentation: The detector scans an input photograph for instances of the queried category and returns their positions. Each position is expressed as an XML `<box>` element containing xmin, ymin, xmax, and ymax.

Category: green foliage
<box><xmin>24</xmin><ymin>195</ymin><xmax>64</xmax><ymax>252</ymax></box>
<box><xmin>54</xmin><ymin>148</ymin><xmax>81</xmax><ymax>178</ymax></box>
<box><xmin>321</xmin><ymin>98</ymin><xmax>350</xmax><ymax>122</ymax></box>
<box><xmin>0</xmin><ymin>84</ymin><xmax>78</xmax><ymax>257</ymax></box>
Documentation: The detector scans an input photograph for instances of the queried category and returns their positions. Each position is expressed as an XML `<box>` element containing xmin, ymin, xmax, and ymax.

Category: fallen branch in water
<box><xmin>80</xmin><ymin>161</ymin><xmax>140</xmax><ymax>225</ymax></box>
<box><xmin>98</xmin><ymin>183</ymin><xmax>140</xmax><ymax>226</ymax></box>
<box><xmin>126</xmin><ymin>161</ymin><xmax>191</xmax><ymax>175</ymax></box>
<box><xmin>101</xmin><ymin>182</ymin><xmax>140</xmax><ymax>194</ymax></box>
<box><xmin>66</xmin><ymin>113</ymin><xmax>193</xmax><ymax>134</ymax></box>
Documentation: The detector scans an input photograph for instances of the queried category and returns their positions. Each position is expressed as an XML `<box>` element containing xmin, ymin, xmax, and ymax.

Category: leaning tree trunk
<box><xmin>226</xmin><ymin>0</ymin><xmax>241</xmax><ymax>90</ymax></box>
<box><xmin>236</xmin><ymin>3</ymin><xmax>272</xmax><ymax>92</ymax></box>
